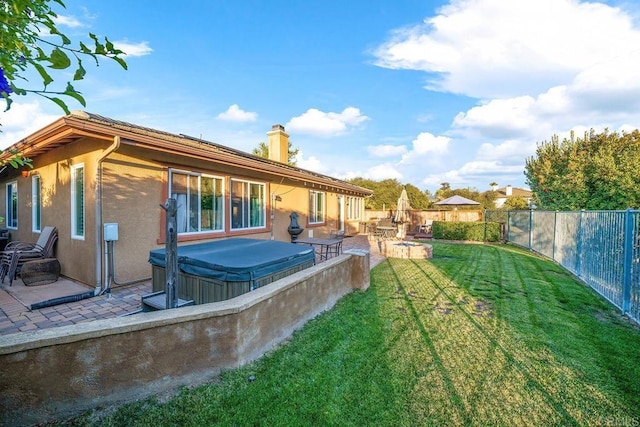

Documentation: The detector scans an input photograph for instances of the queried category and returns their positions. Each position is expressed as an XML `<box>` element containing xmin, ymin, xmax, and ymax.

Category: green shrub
<box><xmin>432</xmin><ymin>221</ymin><xmax>501</xmax><ymax>242</ymax></box>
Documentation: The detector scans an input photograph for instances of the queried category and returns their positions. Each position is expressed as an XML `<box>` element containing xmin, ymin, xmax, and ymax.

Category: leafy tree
<box><xmin>435</xmin><ymin>182</ymin><xmax>451</xmax><ymax>199</ymax></box>
<box><xmin>252</xmin><ymin>141</ymin><xmax>299</xmax><ymax>166</ymax></box>
<box><xmin>476</xmin><ymin>190</ymin><xmax>498</xmax><ymax>211</ymax></box>
<box><xmin>435</xmin><ymin>184</ymin><xmax>494</xmax><ymax>210</ymax></box>
<box><xmin>404</xmin><ymin>183</ymin><xmax>432</xmax><ymax>210</ymax></box>
<box><xmin>502</xmin><ymin>196</ymin><xmax>529</xmax><ymax>210</ymax></box>
<box><xmin>369</xmin><ymin>178</ymin><xmax>402</xmax><ymax>211</ymax></box>
<box><xmin>1</xmin><ymin>0</ymin><xmax>128</xmax><ymax>119</ymax></box>
<box><xmin>525</xmin><ymin>129</ymin><xmax>640</xmax><ymax>210</ymax></box>
<box><xmin>346</xmin><ymin>178</ymin><xmax>433</xmax><ymax>210</ymax></box>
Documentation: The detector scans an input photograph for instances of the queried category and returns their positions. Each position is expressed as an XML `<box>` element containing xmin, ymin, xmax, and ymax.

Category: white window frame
<box><xmin>309</xmin><ymin>190</ymin><xmax>325</xmax><ymax>224</ymax></box>
<box><xmin>347</xmin><ymin>196</ymin><xmax>362</xmax><ymax>220</ymax></box>
<box><xmin>168</xmin><ymin>169</ymin><xmax>225</xmax><ymax>234</ymax></box>
<box><xmin>71</xmin><ymin>163</ymin><xmax>85</xmax><ymax>240</ymax></box>
<box><xmin>5</xmin><ymin>181</ymin><xmax>17</xmax><ymax>230</ymax></box>
<box><xmin>32</xmin><ymin>175</ymin><xmax>41</xmax><ymax>232</ymax></box>
<box><xmin>230</xmin><ymin>179</ymin><xmax>266</xmax><ymax>230</ymax></box>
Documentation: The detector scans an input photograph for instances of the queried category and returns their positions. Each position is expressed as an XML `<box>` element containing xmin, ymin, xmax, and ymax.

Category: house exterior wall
<box><xmin>0</xmin><ymin>138</ymin><xmax>106</xmax><ymax>285</ymax></box>
<box><xmin>0</xmin><ymin>134</ymin><xmax>367</xmax><ymax>286</ymax></box>
<box><xmin>100</xmin><ymin>145</ymin><xmax>166</xmax><ymax>283</ymax></box>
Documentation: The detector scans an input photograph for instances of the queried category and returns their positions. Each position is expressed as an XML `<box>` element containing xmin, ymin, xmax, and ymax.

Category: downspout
<box><xmin>32</xmin><ymin>136</ymin><xmax>123</xmax><ymax>309</ymax></box>
<box><xmin>96</xmin><ymin>136</ymin><xmax>122</xmax><ymax>294</ymax></box>
<box><xmin>97</xmin><ymin>135</ymin><xmax>152</xmax><ymax>295</ymax></box>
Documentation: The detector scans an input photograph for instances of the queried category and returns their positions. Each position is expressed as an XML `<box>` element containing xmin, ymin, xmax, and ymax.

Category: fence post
<box><xmin>483</xmin><ymin>209</ymin><xmax>488</xmax><ymax>242</ymax></box>
<box><xmin>507</xmin><ymin>211</ymin><xmax>511</xmax><ymax>242</ymax></box>
<box><xmin>622</xmin><ymin>208</ymin><xmax>633</xmax><ymax>313</ymax></box>
<box><xmin>552</xmin><ymin>211</ymin><xmax>558</xmax><ymax>261</ymax></box>
<box><xmin>576</xmin><ymin>210</ymin><xmax>584</xmax><ymax>277</ymax></box>
<box><xmin>528</xmin><ymin>208</ymin><xmax>533</xmax><ymax>250</ymax></box>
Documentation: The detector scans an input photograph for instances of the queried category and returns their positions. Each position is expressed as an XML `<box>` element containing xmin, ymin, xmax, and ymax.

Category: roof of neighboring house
<box><xmin>1</xmin><ymin>111</ymin><xmax>372</xmax><ymax>196</ymax></box>
<box><xmin>494</xmin><ymin>187</ymin><xmax>533</xmax><ymax>198</ymax></box>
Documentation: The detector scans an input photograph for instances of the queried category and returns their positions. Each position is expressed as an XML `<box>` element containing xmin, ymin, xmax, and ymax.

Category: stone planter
<box><xmin>380</xmin><ymin>241</ymin><xmax>433</xmax><ymax>259</ymax></box>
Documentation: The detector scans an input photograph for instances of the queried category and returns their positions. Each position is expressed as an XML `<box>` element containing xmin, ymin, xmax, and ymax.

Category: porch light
<box><xmin>21</xmin><ymin>170</ymin><xmax>29</xmax><ymax>178</ymax></box>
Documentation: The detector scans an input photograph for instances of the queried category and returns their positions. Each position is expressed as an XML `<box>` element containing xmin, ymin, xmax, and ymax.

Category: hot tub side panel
<box><xmin>150</xmin><ymin>239</ymin><xmax>316</xmax><ymax>304</ymax></box>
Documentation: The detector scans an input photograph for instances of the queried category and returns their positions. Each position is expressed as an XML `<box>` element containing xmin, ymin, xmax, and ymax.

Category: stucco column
<box><xmin>345</xmin><ymin>249</ymin><xmax>370</xmax><ymax>291</ymax></box>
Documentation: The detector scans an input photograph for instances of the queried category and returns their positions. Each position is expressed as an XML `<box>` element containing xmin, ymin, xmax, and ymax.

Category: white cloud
<box><xmin>453</xmin><ymin>96</ymin><xmax>537</xmax><ymax>139</ymax></box>
<box><xmin>370</xmin><ymin>0</ymin><xmax>640</xmax><ymax>191</ymax></box>
<box><xmin>114</xmin><ymin>41</ymin><xmax>153</xmax><ymax>57</ymax></box>
<box><xmin>365</xmin><ymin>163</ymin><xmax>403</xmax><ymax>180</ymax></box>
<box><xmin>53</xmin><ymin>15</ymin><xmax>84</xmax><ymax>28</ymax></box>
<box><xmin>373</xmin><ymin>0</ymin><xmax>640</xmax><ymax>99</ymax></box>
<box><xmin>335</xmin><ymin>169</ymin><xmax>365</xmax><ymax>181</ymax></box>
<box><xmin>399</xmin><ymin>132</ymin><xmax>451</xmax><ymax>165</ymax></box>
<box><xmin>286</xmin><ymin>107</ymin><xmax>369</xmax><ymax>137</ymax></box>
<box><xmin>477</xmin><ymin>140</ymin><xmax>535</xmax><ymax>162</ymax></box>
<box><xmin>411</xmin><ymin>132</ymin><xmax>450</xmax><ymax>154</ymax></box>
<box><xmin>216</xmin><ymin>104</ymin><xmax>258</xmax><ymax>123</ymax></box>
<box><xmin>0</xmin><ymin>102</ymin><xmax>60</xmax><ymax>150</ymax></box>
<box><xmin>367</xmin><ymin>144</ymin><xmax>407</xmax><ymax>157</ymax></box>
<box><xmin>451</xmin><ymin>47</ymin><xmax>640</xmax><ymax>143</ymax></box>
<box><xmin>422</xmin><ymin>160</ymin><xmax>524</xmax><ymax>191</ymax></box>
<box><xmin>295</xmin><ymin>151</ymin><xmax>325</xmax><ymax>173</ymax></box>
<box><xmin>458</xmin><ymin>160</ymin><xmax>523</xmax><ymax>176</ymax></box>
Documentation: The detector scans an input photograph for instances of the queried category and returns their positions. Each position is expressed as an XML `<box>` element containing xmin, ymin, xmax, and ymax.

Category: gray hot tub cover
<box><xmin>149</xmin><ymin>238</ymin><xmax>315</xmax><ymax>282</ymax></box>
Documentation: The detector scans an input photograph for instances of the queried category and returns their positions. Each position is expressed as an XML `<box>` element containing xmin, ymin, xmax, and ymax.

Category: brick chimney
<box><xmin>506</xmin><ymin>185</ymin><xmax>512</xmax><ymax>196</ymax></box>
<box><xmin>267</xmin><ymin>124</ymin><xmax>289</xmax><ymax>164</ymax></box>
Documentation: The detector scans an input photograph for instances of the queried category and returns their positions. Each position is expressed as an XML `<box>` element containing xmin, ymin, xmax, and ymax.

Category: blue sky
<box><xmin>2</xmin><ymin>0</ymin><xmax>640</xmax><ymax>193</ymax></box>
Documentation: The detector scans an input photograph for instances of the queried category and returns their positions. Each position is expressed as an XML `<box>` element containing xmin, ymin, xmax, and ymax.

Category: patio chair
<box><xmin>0</xmin><ymin>226</ymin><xmax>58</xmax><ymax>286</ymax></box>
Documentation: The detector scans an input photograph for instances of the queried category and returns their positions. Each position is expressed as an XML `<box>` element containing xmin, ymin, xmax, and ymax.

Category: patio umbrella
<box><xmin>434</xmin><ymin>195</ymin><xmax>480</xmax><ymax>207</ymax></box>
<box><xmin>395</xmin><ymin>188</ymin><xmax>411</xmax><ymax>223</ymax></box>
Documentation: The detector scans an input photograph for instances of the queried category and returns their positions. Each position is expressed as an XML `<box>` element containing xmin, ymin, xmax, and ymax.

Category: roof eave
<box><xmin>2</xmin><ymin>114</ymin><xmax>373</xmax><ymax>197</ymax></box>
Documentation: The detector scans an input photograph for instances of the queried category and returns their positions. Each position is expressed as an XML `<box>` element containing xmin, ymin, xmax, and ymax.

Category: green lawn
<box><xmin>67</xmin><ymin>242</ymin><xmax>640</xmax><ymax>426</ymax></box>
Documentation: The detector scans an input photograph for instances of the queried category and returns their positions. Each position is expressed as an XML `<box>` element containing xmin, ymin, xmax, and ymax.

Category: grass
<box><xmin>64</xmin><ymin>242</ymin><xmax>640</xmax><ymax>426</ymax></box>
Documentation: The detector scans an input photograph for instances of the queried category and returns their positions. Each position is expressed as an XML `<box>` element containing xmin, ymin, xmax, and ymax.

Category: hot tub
<box><xmin>149</xmin><ymin>238</ymin><xmax>315</xmax><ymax>304</ymax></box>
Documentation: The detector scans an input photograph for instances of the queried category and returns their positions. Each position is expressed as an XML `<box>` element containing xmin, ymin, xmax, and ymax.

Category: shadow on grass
<box><xmin>381</xmin><ymin>241</ymin><xmax>640</xmax><ymax>425</ymax></box>
<box><xmin>69</xmin><ymin>242</ymin><xmax>640</xmax><ymax>426</ymax></box>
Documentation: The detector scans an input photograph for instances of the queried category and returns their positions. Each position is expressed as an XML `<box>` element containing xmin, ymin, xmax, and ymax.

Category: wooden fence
<box><xmin>364</xmin><ymin>209</ymin><xmax>483</xmax><ymax>229</ymax></box>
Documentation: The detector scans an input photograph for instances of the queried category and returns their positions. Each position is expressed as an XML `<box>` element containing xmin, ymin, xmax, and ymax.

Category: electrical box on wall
<box><xmin>104</xmin><ymin>223</ymin><xmax>119</xmax><ymax>241</ymax></box>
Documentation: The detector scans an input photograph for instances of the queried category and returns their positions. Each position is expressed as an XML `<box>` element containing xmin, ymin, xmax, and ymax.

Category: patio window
<box><xmin>32</xmin><ymin>175</ymin><xmax>41</xmax><ymax>232</ymax></box>
<box><xmin>309</xmin><ymin>190</ymin><xmax>325</xmax><ymax>224</ymax></box>
<box><xmin>71</xmin><ymin>164</ymin><xmax>84</xmax><ymax>239</ymax></box>
<box><xmin>346</xmin><ymin>196</ymin><xmax>362</xmax><ymax>220</ymax></box>
<box><xmin>230</xmin><ymin>179</ymin><xmax>265</xmax><ymax>230</ymax></box>
<box><xmin>5</xmin><ymin>181</ymin><xmax>17</xmax><ymax>229</ymax></box>
<box><xmin>169</xmin><ymin>170</ymin><xmax>224</xmax><ymax>234</ymax></box>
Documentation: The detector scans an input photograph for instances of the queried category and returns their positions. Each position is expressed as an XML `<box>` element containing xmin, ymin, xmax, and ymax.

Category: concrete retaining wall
<box><xmin>0</xmin><ymin>250</ymin><xmax>370</xmax><ymax>426</ymax></box>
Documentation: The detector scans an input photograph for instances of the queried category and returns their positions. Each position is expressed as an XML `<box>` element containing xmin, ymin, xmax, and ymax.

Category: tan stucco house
<box><xmin>490</xmin><ymin>184</ymin><xmax>533</xmax><ymax>208</ymax></box>
<box><xmin>0</xmin><ymin>111</ymin><xmax>372</xmax><ymax>289</ymax></box>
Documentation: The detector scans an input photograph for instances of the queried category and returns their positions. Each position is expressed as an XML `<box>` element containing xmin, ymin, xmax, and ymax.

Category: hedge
<box><xmin>431</xmin><ymin>221</ymin><xmax>501</xmax><ymax>242</ymax></box>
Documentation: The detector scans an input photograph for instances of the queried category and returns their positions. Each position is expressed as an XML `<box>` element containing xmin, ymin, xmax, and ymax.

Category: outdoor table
<box><xmin>376</xmin><ymin>226</ymin><xmax>397</xmax><ymax>238</ymax></box>
<box><xmin>295</xmin><ymin>237</ymin><xmax>343</xmax><ymax>261</ymax></box>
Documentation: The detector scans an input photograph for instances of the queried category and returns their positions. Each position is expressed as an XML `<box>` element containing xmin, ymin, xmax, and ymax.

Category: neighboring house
<box><xmin>490</xmin><ymin>184</ymin><xmax>533</xmax><ymax>208</ymax></box>
<box><xmin>0</xmin><ymin>111</ymin><xmax>372</xmax><ymax>288</ymax></box>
